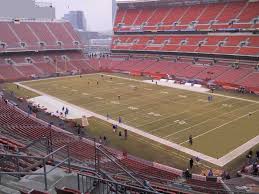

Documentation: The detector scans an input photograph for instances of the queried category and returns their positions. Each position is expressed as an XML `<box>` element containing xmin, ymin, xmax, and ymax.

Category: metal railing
<box><xmin>0</xmin><ymin>144</ymin><xmax>71</xmax><ymax>190</ymax></box>
<box><xmin>77</xmin><ymin>172</ymin><xmax>159</xmax><ymax>194</ymax></box>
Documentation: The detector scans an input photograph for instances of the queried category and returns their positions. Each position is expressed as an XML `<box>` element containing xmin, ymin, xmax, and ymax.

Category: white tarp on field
<box><xmin>28</xmin><ymin>95</ymin><xmax>93</xmax><ymax>119</ymax></box>
<box><xmin>144</xmin><ymin>80</ymin><xmax>210</xmax><ymax>93</ymax></box>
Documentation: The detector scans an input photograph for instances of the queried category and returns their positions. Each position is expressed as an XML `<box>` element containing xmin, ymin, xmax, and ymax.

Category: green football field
<box><xmin>22</xmin><ymin>73</ymin><xmax>259</xmax><ymax>159</ymax></box>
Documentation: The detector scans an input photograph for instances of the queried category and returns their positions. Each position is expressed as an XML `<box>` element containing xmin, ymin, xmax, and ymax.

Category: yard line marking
<box><xmin>111</xmin><ymin>101</ymin><xmax>120</xmax><ymax>105</ymax></box>
<box><xmin>144</xmin><ymin>88</ymin><xmax>153</xmax><ymax>91</ymax></box>
<box><xmin>160</xmin><ymin>91</ymin><xmax>168</xmax><ymax>94</ymax></box>
<box><xmin>179</xmin><ymin>109</ymin><xmax>259</xmax><ymax>145</ymax></box>
<box><xmin>178</xmin><ymin>95</ymin><xmax>187</xmax><ymax>98</ymax></box>
<box><xmin>148</xmin><ymin>112</ymin><xmax>162</xmax><ymax>117</ymax></box>
<box><xmin>18</xmin><ymin>72</ymin><xmax>259</xmax><ymax>104</ymax></box>
<box><xmin>149</xmin><ymin>98</ymin><xmax>234</xmax><ymax>133</ymax></box>
<box><xmin>138</xmin><ymin>96</ymin><xmax>232</xmax><ymax>130</ymax></box>
<box><xmin>128</xmin><ymin>106</ymin><xmax>138</xmax><ymax>110</ymax></box>
<box><xmin>94</xmin><ymin>97</ymin><xmax>104</xmax><ymax>100</ymax></box>
<box><xmin>16</xmin><ymin>82</ymin><xmax>259</xmax><ymax>167</ymax></box>
<box><xmin>164</xmin><ymin>102</ymin><xmax>256</xmax><ymax>138</ymax></box>
<box><xmin>98</xmin><ymin>73</ymin><xmax>259</xmax><ymax>104</ymax></box>
<box><xmin>218</xmin><ymin>135</ymin><xmax>259</xmax><ymax>166</ymax></box>
<box><xmin>93</xmin><ymin>85</ymin><xmax>189</xmax><ymax>115</ymax></box>
<box><xmin>92</xmin><ymin>117</ymin><xmax>212</xmax><ymax>169</ymax></box>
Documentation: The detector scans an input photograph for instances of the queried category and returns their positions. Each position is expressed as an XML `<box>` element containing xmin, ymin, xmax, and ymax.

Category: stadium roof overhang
<box><xmin>117</xmin><ymin>0</ymin><xmax>247</xmax><ymax>8</ymax></box>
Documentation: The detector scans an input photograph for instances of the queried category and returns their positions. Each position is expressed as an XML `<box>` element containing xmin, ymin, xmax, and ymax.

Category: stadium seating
<box><xmin>0</xmin><ymin>64</ymin><xmax>25</xmax><ymax>81</ymax></box>
<box><xmin>195</xmin><ymin>65</ymin><xmax>230</xmax><ymax>80</ymax></box>
<box><xmin>215</xmin><ymin>67</ymin><xmax>254</xmax><ymax>86</ymax></box>
<box><xmin>0</xmin><ymin>21</ymin><xmax>81</xmax><ymax>52</ymax></box>
<box><xmin>112</xmin><ymin>35</ymin><xmax>259</xmax><ymax>56</ymax></box>
<box><xmin>121</xmin><ymin>157</ymin><xmax>179</xmax><ymax>181</ymax></box>
<box><xmin>186</xmin><ymin>179</ymin><xmax>226</xmax><ymax>193</ymax></box>
<box><xmin>96</xmin><ymin>57</ymin><xmax>259</xmax><ymax>92</ymax></box>
<box><xmin>114</xmin><ymin>1</ymin><xmax>259</xmax><ymax>32</ymax></box>
<box><xmin>0</xmin><ymin>98</ymin><xmax>96</xmax><ymax>161</ymax></box>
<box><xmin>15</xmin><ymin>64</ymin><xmax>42</xmax><ymax>77</ymax></box>
<box><xmin>0</xmin><ymin>50</ymin><xmax>96</xmax><ymax>80</ymax></box>
<box><xmin>238</xmin><ymin>72</ymin><xmax>259</xmax><ymax>89</ymax></box>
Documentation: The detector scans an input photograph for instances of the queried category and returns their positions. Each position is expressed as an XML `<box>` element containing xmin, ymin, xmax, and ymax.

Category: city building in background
<box><xmin>0</xmin><ymin>0</ymin><xmax>55</xmax><ymax>19</ymax></box>
<box><xmin>63</xmin><ymin>10</ymin><xmax>87</xmax><ymax>31</ymax></box>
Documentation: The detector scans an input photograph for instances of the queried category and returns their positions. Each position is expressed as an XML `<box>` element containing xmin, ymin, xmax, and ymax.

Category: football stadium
<box><xmin>0</xmin><ymin>0</ymin><xmax>259</xmax><ymax>193</ymax></box>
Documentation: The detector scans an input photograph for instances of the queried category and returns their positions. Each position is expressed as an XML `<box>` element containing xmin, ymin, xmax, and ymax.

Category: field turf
<box><xmin>22</xmin><ymin>74</ymin><xmax>259</xmax><ymax>159</ymax></box>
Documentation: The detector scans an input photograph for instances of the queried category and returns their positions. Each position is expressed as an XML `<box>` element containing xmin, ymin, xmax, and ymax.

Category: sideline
<box><xmin>16</xmin><ymin>74</ymin><xmax>259</xmax><ymax>167</ymax></box>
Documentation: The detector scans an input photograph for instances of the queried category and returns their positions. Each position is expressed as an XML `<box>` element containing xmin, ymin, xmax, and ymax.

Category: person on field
<box><xmin>189</xmin><ymin>135</ymin><xmax>193</xmax><ymax>145</ymax></box>
<box><xmin>118</xmin><ymin>116</ymin><xmax>122</xmax><ymax>124</ymax></box>
<box><xmin>189</xmin><ymin>158</ymin><xmax>194</xmax><ymax>169</ymax></box>
<box><xmin>112</xmin><ymin>124</ymin><xmax>117</xmax><ymax>133</ymax></box>
<box><xmin>124</xmin><ymin>129</ymin><xmax>128</xmax><ymax>140</ymax></box>
<box><xmin>65</xmin><ymin>108</ymin><xmax>69</xmax><ymax>116</ymax></box>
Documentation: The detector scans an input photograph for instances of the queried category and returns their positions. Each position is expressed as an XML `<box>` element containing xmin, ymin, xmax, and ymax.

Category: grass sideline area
<box><xmin>82</xmin><ymin>117</ymin><xmax>214</xmax><ymax>174</ymax></box>
<box><xmin>2</xmin><ymin>83</ymin><xmax>39</xmax><ymax>99</ymax></box>
<box><xmin>1</xmin><ymin>81</ymin><xmax>214</xmax><ymax>173</ymax></box>
<box><xmin>2</xmin><ymin>74</ymin><xmax>258</xmax><ymax>175</ymax></box>
<box><xmin>22</xmin><ymin>73</ymin><xmax>259</xmax><ymax>159</ymax></box>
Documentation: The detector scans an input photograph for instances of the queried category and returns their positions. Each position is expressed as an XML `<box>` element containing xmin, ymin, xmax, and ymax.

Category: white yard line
<box><xmin>218</xmin><ymin>135</ymin><xmax>259</xmax><ymax>165</ymax></box>
<box><xmin>150</xmin><ymin>97</ymin><xmax>233</xmax><ymax>133</ymax></box>
<box><xmin>21</xmin><ymin>72</ymin><xmax>259</xmax><ymax>104</ymax></box>
<box><xmin>99</xmin><ymin>73</ymin><xmax>259</xmax><ymax>104</ymax></box>
<box><xmin>179</xmin><ymin>109</ymin><xmax>259</xmax><ymax>146</ymax></box>
<box><xmin>16</xmin><ymin>75</ymin><xmax>259</xmax><ymax>167</ymax></box>
<box><xmin>164</xmin><ymin>102</ymin><xmax>255</xmax><ymax>139</ymax></box>
<box><xmin>17</xmin><ymin>82</ymin><xmax>220</xmax><ymax>165</ymax></box>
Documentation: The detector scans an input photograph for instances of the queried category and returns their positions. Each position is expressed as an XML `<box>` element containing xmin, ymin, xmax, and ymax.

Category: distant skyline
<box><xmin>38</xmin><ymin>0</ymin><xmax>114</xmax><ymax>32</ymax></box>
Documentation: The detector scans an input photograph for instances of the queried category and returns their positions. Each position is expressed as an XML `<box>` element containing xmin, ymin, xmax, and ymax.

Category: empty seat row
<box><xmin>112</xmin><ymin>35</ymin><xmax>259</xmax><ymax>56</ymax></box>
<box><xmin>0</xmin><ymin>21</ymin><xmax>82</xmax><ymax>52</ymax></box>
<box><xmin>0</xmin><ymin>51</ymin><xmax>94</xmax><ymax>81</ymax></box>
<box><xmin>95</xmin><ymin>58</ymin><xmax>259</xmax><ymax>92</ymax></box>
<box><xmin>114</xmin><ymin>1</ymin><xmax>259</xmax><ymax>32</ymax></box>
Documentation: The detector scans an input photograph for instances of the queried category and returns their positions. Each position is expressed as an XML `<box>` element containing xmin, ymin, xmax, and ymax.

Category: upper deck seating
<box><xmin>114</xmin><ymin>1</ymin><xmax>259</xmax><ymax>32</ymax></box>
<box><xmin>0</xmin><ymin>21</ymin><xmax>82</xmax><ymax>52</ymax></box>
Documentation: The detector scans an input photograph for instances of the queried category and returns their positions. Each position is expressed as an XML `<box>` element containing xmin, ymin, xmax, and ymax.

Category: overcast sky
<box><xmin>39</xmin><ymin>0</ymin><xmax>114</xmax><ymax>32</ymax></box>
